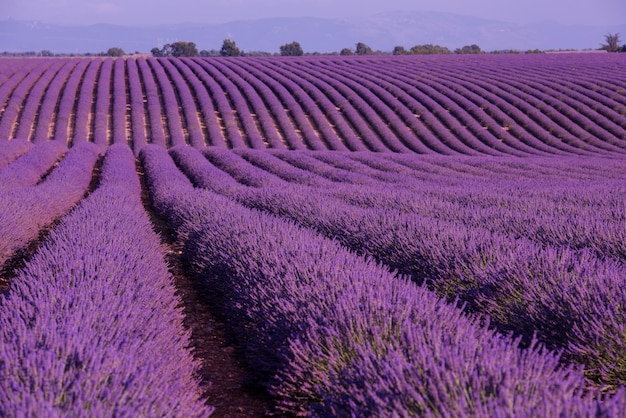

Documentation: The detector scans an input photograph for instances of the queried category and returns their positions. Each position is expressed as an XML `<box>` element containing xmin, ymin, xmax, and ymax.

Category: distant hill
<box><xmin>1</xmin><ymin>11</ymin><xmax>624</xmax><ymax>54</ymax></box>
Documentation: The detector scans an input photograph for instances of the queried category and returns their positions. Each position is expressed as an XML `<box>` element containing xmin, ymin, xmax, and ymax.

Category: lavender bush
<box><xmin>0</xmin><ymin>139</ymin><xmax>32</xmax><ymax>169</ymax></box>
<box><xmin>0</xmin><ymin>142</ymin><xmax>100</xmax><ymax>268</ymax></box>
<box><xmin>141</xmin><ymin>145</ymin><xmax>624</xmax><ymax>416</ymax></box>
<box><xmin>0</xmin><ymin>140</ymin><xmax>67</xmax><ymax>189</ymax></box>
<box><xmin>173</xmin><ymin>147</ymin><xmax>626</xmax><ymax>387</ymax></box>
<box><xmin>0</xmin><ymin>144</ymin><xmax>212</xmax><ymax>416</ymax></box>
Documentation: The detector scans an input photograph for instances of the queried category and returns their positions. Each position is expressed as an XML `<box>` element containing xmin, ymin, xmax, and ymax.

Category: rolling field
<box><xmin>0</xmin><ymin>53</ymin><xmax>626</xmax><ymax>416</ymax></box>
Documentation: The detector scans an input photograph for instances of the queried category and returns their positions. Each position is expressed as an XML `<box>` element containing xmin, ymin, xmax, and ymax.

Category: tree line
<box><xmin>146</xmin><ymin>34</ymin><xmax>624</xmax><ymax>58</ymax></box>
<box><xmin>146</xmin><ymin>40</ymin><xmax>525</xmax><ymax>58</ymax></box>
<box><xmin>149</xmin><ymin>40</ymin><xmax>304</xmax><ymax>57</ymax></box>
<box><xmin>6</xmin><ymin>33</ymin><xmax>623</xmax><ymax>57</ymax></box>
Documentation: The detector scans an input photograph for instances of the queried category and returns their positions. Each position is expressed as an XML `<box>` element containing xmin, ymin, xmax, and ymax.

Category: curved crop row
<box><xmin>0</xmin><ymin>139</ymin><xmax>33</xmax><ymax>169</ymax></box>
<box><xmin>172</xmin><ymin>147</ymin><xmax>626</xmax><ymax>387</ymax></box>
<box><xmin>299</xmin><ymin>59</ymin><xmax>478</xmax><ymax>154</ymax></box>
<box><xmin>136</xmin><ymin>57</ymin><xmax>166</xmax><ymax>147</ymax></box>
<box><xmin>168</xmin><ymin>59</ymin><xmax>223</xmax><ymax>148</ymax></box>
<box><xmin>253</xmin><ymin>59</ymin><xmax>370</xmax><ymax>151</ymax></box>
<box><xmin>457</xmin><ymin>66</ymin><xmax>623</xmax><ymax>153</ymax></box>
<box><xmin>439</xmin><ymin>61</ymin><xmax>620</xmax><ymax>153</ymax></box>
<box><xmin>125</xmin><ymin>57</ymin><xmax>147</xmax><ymax>152</ymax></box>
<box><xmin>93</xmin><ymin>58</ymin><xmax>113</xmax><ymax>146</ymax></box>
<box><xmin>234</xmin><ymin>59</ymin><xmax>348</xmax><ymax>150</ymax></box>
<box><xmin>507</xmin><ymin>66</ymin><xmax>626</xmax><ymax>142</ymax></box>
<box><xmin>0</xmin><ymin>140</ymin><xmax>67</xmax><ymax>189</ymax></box>
<box><xmin>31</xmin><ymin>59</ymin><xmax>78</xmax><ymax>143</ymax></box>
<box><xmin>142</xmin><ymin>144</ymin><xmax>624</xmax><ymax>416</ymax></box>
<box><xmin>0</xmin><ymin>64</ymin><xmax>31</xmax><ymax>115</ymax></box>
<box><xmin>0</xmin><ymin>142</ymin><xmax>101</xmax><ymax>268</ymax></box>
<box><xmin>400</xmin><ymin>62</ymin><xmax>596</xmax><ymax>155</ymax></box>
<box><xmin>0</xmin><ymin>60</ymin><xmax>55</xmax><ymax>140</ymax></box>
<box><xmin>147</xmin><ymin>58</ymin><xmax>185</xmax><ymax>147</ymax></box>
<box><xmin>211</xmin><ymin>58</ymin><xmax>291</xmax><ymax>149</ymax></box>
<box><xmin>276</xmin><ymin>60</ymin><xmax>392</xmax><ymax>152</ymax></box>
<box><xmin>52</xmin><ymin>59</ymin><xmax>90</xmax><ymax>144</ymax></box>
<box><xmin>111</xmin><ymin>58</ymin><xmax>128</xmax><ymax>145</ymax></box>
<box><xmin>203</xmin><ymin>59</ymin><xmax>273</xmax><ymax>149</ymax></box>
<box><xmin>1</xmin><ymin>54</ymin><xmax>625</xmax><ymax>155</ymax></box>
<box><xmin>364</xmin><ymin>60</ymin><xmax>555</xmax><ymax>155</ymax></box>
<box><xmin>185</xmin><ymin>59</ymin><xmax>246</xmax><ymax>148</ymax></box>
<box><xmin>160</xmin><ymin>59</ymin><xmax>205</xmax><ymax>148</ymax></box>
<box><xmin>0</xmin><ymin>144</ymin><xmax>212</xmax><ymax>416</ymax></box>
<box><xmin>218</xmin><ymin>58</ymin><xmax>330</xmax><ymax>150</ymax></box>
<box><xmin>72</xmin><ymin>59</ymin><xmax>102</xmax><ymax>145</ymax></box>
<box><xmin>12</xmin><ymin>60</ymin><xmax>65</xmax><ymax>142</ymax></box>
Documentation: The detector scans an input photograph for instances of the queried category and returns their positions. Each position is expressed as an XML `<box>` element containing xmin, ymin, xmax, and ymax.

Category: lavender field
<box><xmin>1</xmin><ymin>53</ymin><xmax>626</xmax><ymax>416</ymax></box>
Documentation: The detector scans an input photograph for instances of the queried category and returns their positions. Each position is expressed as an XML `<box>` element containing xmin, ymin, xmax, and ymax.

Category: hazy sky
<box><xmin>1</xmin><ymin>0</ymin><xmax>625</xmax><ymax>26</ymax></box>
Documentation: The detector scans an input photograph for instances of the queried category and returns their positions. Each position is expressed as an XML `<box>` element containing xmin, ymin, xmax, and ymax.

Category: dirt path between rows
<box><xmin>137</xmin><ymin>164</ymin><xmax>273</xmax><ymax>417</ymax></box>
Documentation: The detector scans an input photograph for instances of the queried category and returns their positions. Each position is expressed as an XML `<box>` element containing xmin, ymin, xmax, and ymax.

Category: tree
<box><xmin>355</xmin><ymin>42</ymin><xmax>373</xmax><ymax>55</ymax></box>
<box><xmin>150</xmin><ymin>42</ymin><xmax>197</xmax><ymax>57</ymax></box>
<box><xmin>392</xmin><ymin>46</ymin><xmax>408</xmax><ymax>55</ymax></box>
<box><xmin>169</xmin><ymin>41</ymin><xmax>199</xmax><ymax>57</ymax></box>
<box><xmin>280</xmin><ymin>41</ymin><xmax>304</xmax><ymax>56</ymax></box>
<box><xmin>601</xmin><ymin>33</ymin><xmax>622</xmax><ymax>52</ymax></box>
<box><xmin>220</xmin><ymin>39</ymin><xmax>241</xmax><ymax>57</ymax></box>
<box><xmin>340</xmin><ymin>48</ymin><xmax>354</xmax><ymax>56</ymax></box>
<box><xmin>105</xmin><ymin>47</ymin><xmax>125</xmax><ymax>57</ymax></box>
<box><xmin>454</xmin><ymin>44</ymin><xmax>481</xmax><ymax>54</ymax></box>
<box><xmin>151</xmin><ymin>44</ymin><xmax>172</xmax><ymax>57</ymax></box>
<box><xmin>410</xmin><ymin>44</ymin><xmax>452</xmax><ymax>55</ymax></box>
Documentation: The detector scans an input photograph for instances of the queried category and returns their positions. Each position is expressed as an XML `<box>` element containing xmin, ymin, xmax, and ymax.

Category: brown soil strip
<box><xmin>197</xmin><ymin>110</ymin><xmax>210</xmax><ymax>147</ymax></box>
<box><xmin>303</xmin><ymin>113</ymin><xmax>326</xmax><ymax>149</ymax></box>
<box><xmin>136</xmin><ymin>162</ymin><xmax>273</xmax><ymax>417</ymax></box>
<box><xmin>0</xmin><ymin>238</ymin><xmax>47</xmax><ymax>294</ymax></box>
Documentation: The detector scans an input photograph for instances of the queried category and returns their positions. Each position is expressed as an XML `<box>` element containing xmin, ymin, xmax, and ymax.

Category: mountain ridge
<box><xmin>1</xmin><ymin>11</ymin><xmax>624</xmax><ymax>54</ymax></box>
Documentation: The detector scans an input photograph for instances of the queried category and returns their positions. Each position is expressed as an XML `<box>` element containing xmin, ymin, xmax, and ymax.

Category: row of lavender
<box><xmin>1</xmin><ymin>140</ymin><xmax>625</xmax><ymax>414</ymax></box>
<box><xmin>0</xmin><ymin>142</ymin><xmax>212</xmax><ymax>415</ymax></box>
<box><xmin>236</xmin><ymin>147</ymin><xmax>626</xmax><ymax>261</ymax></box>
<box><xmin>0</xmin><ymin>54</ymin><xmax>625</xmax><ymax>154</ymax></box>
<box><xmin>343</xmin><ymin>55</ymin><xmax>626</xmax><ymax>154</ymax></box>
<box><xmin>0</xmin><ymin>141</ymin><xmax>97</xmax><ymax>269</ymax></box>
<box><xmin>141</xmin><ymin>144</ymin><xmax>625</xmax><ymax>415</ymax></box>
<box><xmin>167</xmin><ymin>146</ymin><xmax>626</xmax><ymax>389</ymax></box>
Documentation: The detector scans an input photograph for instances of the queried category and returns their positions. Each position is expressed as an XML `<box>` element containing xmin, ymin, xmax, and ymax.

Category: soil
<box><xmin>137</xmin><ymin>164</ymin><xmax>274</xmax><ymax>417</ymax></box>
<box><xmin>0</xmin><ymin>244</ymin><xmax>40</xmax><ymax>293</ymax></box>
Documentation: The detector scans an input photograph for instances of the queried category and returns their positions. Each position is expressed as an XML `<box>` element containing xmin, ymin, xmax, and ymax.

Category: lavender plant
<box><xmin>0</xmin><ymin>139</ymin><xmax>32</xmax><ymax>169</ymax></box>
<box><xmin>13</xmin><ymin>60</ymin><xmax>66</xmax><ymax>142</ymax></box>
<box><xmin>52</xmin><ymin>59</ymin><xmax>90</xmax><ymax>144</ymax></box>
<box><xmin>0</xmin><ymin>144</ymin><xmax>212</xmax><ymax>416</ymax></box>
<box><xmin>147</xmin><ymin>58</ymin><xmax>185</xmax><ymax>147</ymax></box>
<box><xmin>0</xmin><ymin>142</ymin><xmax>100</xmax><ymax>268</ymax></box>
<box><xmin>93</xmin><ymin>58</ymin><xmax>113</xmax><ymax>146</ymax></box>
<box><xmin>140</xmin><ymin>145</ymin><xmax>624</xmax><ymax>416</ymax></box>
<box><xmin>71</xmin><ymin>59</ymin><xmax>101</xmax><ymax>145</ymax></box>
<box><xmin>0</xmin><ymin>140</ymin><xmax>67</xmax><ymax>189</ymax></box>
<box><xmin>217</xmin><ymin>166</ymin><xmax>626</xmax><ymax>387</ymax></box>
